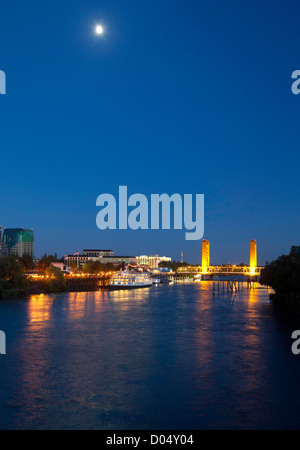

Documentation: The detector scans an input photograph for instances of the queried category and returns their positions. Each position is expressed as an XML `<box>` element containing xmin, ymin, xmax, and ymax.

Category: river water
<box><xmin>0</xmin><ymin>282</ymin><xmax>299</xmax><ymax>430</ymax></box>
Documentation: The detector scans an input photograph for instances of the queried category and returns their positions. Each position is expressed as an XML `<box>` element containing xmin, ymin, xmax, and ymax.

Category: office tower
<box><xmin>1</xmin><ymin>228</ymin><xmax>34</xmax><ymax>258</ymax></box>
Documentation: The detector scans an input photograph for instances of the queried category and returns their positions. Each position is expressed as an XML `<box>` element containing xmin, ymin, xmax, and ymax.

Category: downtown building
<box><xmin>1</xmin><ymin>228</ymin><xmax>34</xmax><ymax>258</ymax></box>
<box><xmin>65</xmin><ymin>250</ymin><xmax>171</xmax><ymax>269</ymax></box>
<box><xmin>65</xmin><ymin>249</ymin><xmax>114</xmax><ymax>267</ymax></box>
<box><xmin>65</xmin><ymin>250</ymin><xmax>137</xmax><ymax>267</ymax></box>
<box><xmin>136</xmin><ymin>255</ymin><xmax>172</xmax><ymax>269</ymax></box>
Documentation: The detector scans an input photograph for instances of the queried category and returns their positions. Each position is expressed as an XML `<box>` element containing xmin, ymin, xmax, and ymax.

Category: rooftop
<box><xmin>83</xmin><ymin>249</ymin><xmax>113</xmax><ymax>252</ymax></box>
<box><xmin>102</xmin><ymin>256</ymin><xmax>136</xmax><ymax>259</ymax></box>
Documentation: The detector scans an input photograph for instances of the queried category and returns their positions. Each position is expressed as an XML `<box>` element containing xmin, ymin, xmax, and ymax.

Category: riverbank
<box><xmin>0</xmin><ymin>276</ymin><xmax>111</xmax><ymax>299</ymax></box>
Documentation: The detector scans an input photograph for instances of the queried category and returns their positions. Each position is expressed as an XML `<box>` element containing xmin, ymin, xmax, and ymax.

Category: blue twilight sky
<box><xmin>0</xmin><ymin>0</ymin><xmax>299</xmax><ymax>264</ymax></box>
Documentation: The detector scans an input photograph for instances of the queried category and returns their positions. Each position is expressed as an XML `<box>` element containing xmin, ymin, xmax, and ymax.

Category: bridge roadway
<box><xmin>177</xmin><ymin>266</ymin><xmax>263</xmax><ymax>277</ymax></box>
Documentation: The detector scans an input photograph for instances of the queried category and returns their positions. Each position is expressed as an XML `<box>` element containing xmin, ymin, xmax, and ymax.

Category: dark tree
<box><xmin>18</xmin><ymin>254</ymin><xmax>35</xmax><ymax>270</ymax></box>
<box><xmin>260</xmin><ymin>246</ymin><xmax>300</xmax><ymax>305</ymax></box>
<box><xmin>82</xmin><ymin>261</ymin><xmax>119</xmax><ymax>274</ymax></box>
<box><xmin>0</xmin><ymin>256</ymin><xmax>28</xmax><ymax>297</ymax></box>
<box><xmin>158</xmin><ymin>261</ymin><xmax>190</xmax><ymax>271</ymax></box>
<box><xmin>36</xmin><ymin>254</ymin><xmax>60</xmax><ymax>271</ymax></box>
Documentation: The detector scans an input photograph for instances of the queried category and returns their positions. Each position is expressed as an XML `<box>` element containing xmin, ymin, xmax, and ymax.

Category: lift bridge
<box><xmin>177</xmin><ymin>239</ymin><xmax>263</xmax><ymax>281</ymax></box>
<box><xmin>177</xmin><ymin>265</ymin><xmax>263</xmax><ymax>278</ymax></box>
<box><xmin>176</xmin><ymin>266</ymin><xmax>263</xmax><ymax>292</ymax></box>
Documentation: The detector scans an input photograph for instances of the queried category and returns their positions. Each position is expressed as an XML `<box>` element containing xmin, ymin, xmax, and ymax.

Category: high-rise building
<box><xmin>1</xmin><ymin>228</ymin><xmax>34</xmax><ymax>258</ymax></box>
<box><xmin>250</xmin><ymin>240</ymin><xmax>257</xmax><ymax>274</ymax></box>
<box><xmin>202</xmin><ymin>239</ymin><xmax>210</xmax><ymax>273</ymax></box>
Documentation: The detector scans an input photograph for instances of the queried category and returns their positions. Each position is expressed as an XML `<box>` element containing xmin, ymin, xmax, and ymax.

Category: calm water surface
<box><xmin>0</xmin><ymin>282</ymin><xmax>299</xmax><ymax>430</ymax></box>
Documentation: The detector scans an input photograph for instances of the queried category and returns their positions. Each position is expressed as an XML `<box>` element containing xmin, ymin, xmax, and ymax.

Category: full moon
<box><xmin>95</xmin><ymin>25</ymin><xmax>104</xmax><ymax>35</ymax></box>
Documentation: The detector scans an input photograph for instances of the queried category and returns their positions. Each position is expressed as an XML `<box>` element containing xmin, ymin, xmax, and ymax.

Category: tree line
<box><xmin>260</xmin><ymin>246</ymin><xmax>300</xmax><ymax>311</ymax></box>
<box><xmin>0</xmin><ymin>253</ymin><xmax>121</xmax><ymax>298</ymax></box>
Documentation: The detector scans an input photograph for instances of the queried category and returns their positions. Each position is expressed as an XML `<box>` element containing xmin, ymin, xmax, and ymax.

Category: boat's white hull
<box><xmin>109</xmin><ymin>282</ymin><xmax>152</xmax><ymax>290</ymax></box>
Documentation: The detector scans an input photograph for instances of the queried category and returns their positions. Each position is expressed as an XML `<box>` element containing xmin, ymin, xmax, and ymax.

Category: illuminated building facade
<box><xmin>136</xmin><ymin>255</ymin><xmax>172</xmax><ymax>269</ymax></box>
<box><xmin>202</xmin><ymin>239</ymin><xmax>210</xmax><ymax>273</ymax></box>
<box><xmin>136</xmin><ymin>255</ymin><xmax>150</xmax><ymax>266</ymax></box>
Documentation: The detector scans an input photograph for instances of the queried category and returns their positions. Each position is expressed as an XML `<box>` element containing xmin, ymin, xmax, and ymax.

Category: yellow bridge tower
<box><xmin>250</xmin><ymin>240</ymin><xmax>257</xmax><ymax>276</ymax></box>
<box><xmin>202</xmin><ymin>240</ymin><xmax>210</xmax><ymax>274</ymax></box>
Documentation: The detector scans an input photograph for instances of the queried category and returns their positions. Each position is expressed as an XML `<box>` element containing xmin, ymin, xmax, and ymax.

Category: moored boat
<box><xmin>109</xmin><ymin>270</ymin><xmax>153</xmax><ymax>290</ymax></box>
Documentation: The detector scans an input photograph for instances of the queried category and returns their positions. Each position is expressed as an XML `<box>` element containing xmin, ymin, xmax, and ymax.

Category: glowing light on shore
<box><xmin>249</xmin><ymin>267</ymin><xmax>256</xmax><ymax>276</ymax></box>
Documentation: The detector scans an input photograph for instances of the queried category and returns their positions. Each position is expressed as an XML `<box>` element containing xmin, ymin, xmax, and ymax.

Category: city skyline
<box><xmin>0</xmin><ymin>224</ymin><xmax>264</xmax><ymax>267</ymax></box>
<box><xmin>0</xmin><ymin>222</ymin><xmax>268</xmax><ymax>265</ymax></box>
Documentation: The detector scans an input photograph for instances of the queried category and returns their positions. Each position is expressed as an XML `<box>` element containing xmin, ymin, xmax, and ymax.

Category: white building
<box><xmin>136</xmin><ymin>255</ymin><xmax>172</xmax><ymax>269</ymax></box>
